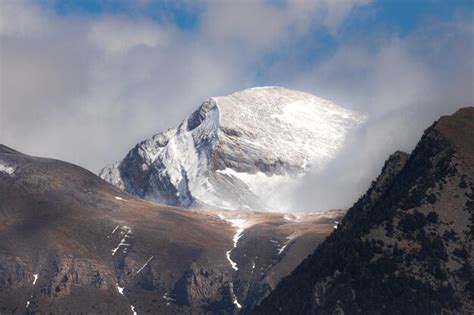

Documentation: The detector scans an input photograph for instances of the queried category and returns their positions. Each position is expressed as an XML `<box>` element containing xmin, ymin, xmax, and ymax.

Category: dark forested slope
<box><xmin>254</xmin><ymin>107</ymin><xmax>474</xmax><ymax>314</ymax></box>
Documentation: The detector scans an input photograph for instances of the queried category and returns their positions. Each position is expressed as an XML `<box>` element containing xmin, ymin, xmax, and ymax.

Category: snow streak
<box><xmin>111</xmin><ymin>226</ymin><xmax>132</xmax><ymax>256</ymax></box>
<box><xmin>136</xmin><ymin>256</ymin><xmax>154</xmax><ymax>274</ymax></box>
<box><xmin>219</xmin><ymin>217</ymin><xmax>247</xmax><ymax>271</ymax></box>
<box><xmin>229</xmin><ymin>282</ymin><xmax>242</xmax><ymax>309</ymax></box>
<box><xmin>116</xmin><ymin>284</ymin><xmax>124</xmax><ymax>295</ymax></box>
<box><xmin>277</xmin><ymin>244</ymin><xmax>287</xmax><ymax>256</ymax></box>
<box><xmin>163</xmin><ymin>293</ymin><xmax>176</xmax><ymax>302</ymax></box>
<box><xmin>0</xmin><ymin>163</ymin><xmax>15</xmax><ymax>175</ymax></box>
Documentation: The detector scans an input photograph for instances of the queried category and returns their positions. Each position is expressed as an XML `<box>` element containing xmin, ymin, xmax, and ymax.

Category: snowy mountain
<box><xmin>100</xmin><ymin>86</ymin><xmax>365</xmax><ymax>210</ymax></box>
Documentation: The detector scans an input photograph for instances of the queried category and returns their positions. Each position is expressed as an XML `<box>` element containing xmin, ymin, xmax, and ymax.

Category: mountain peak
<box><xmin>100</xmin><ymin>86</ymin><xmax>366</xmax><ymax>211</ymax></box>
<box><xmin>434</xmin><ymin>107</ymin><xmax>474</xmax><ymax>163</ymax></box>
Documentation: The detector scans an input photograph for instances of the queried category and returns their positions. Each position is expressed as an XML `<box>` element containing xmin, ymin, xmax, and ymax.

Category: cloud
<box><xmin>0</xmin><ymin>1</ymin><xmax>246</xmax><ymax>172</ymax></box>
<box><xmin>321</xmin><ymin>0</ymin><xmax>372</xmax><ymax>34</ymax></box>
<box><xmin>0</xmin><ymin>0</ymin><xmax>368</xmax><ymax>172</ymax></box>
<box><xmin>199</xmin><ymin>0</ymin><xmax>370</xmax><ymax>53</ymax></box>
<box><xmin>0</xmin><ymin>0</ymin><xmax>51</xmax><ymax>37</ymax></box>
<box><xmin>0</xmin><ymin>0</ymin><xmax>472</xmax><ymax>211</ymax></box>
<box><xmin>272</xmin><ymin>12</ymin><xmax>474</xmax><ymax>211</ymax></box>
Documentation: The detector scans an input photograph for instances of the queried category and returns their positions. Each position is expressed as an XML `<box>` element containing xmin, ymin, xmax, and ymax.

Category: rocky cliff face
<box><xmin>100</xmin><ymin>86</ymin><xmax>365</xmax><ymax>211</ymax></box>
<box><xmin>254</xmin><ymin>107</ymin><xmax>474</xmax><ymax>314</ymax></box>
<box><xmin>0</xmin><ymin>144</ymin><xmax>344</xmax><ymax>314</ymax></box>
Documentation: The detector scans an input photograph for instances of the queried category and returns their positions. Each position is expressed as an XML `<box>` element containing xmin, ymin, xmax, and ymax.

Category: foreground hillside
<box><xmin>0</xmin><ymin>145</ymin><xmax>343</xmax><ymax>314</ymax></box>
<box><xmin>255</xmin><ymin>107</ymin><xmax>474</xmax><ymax>314</ymax></box>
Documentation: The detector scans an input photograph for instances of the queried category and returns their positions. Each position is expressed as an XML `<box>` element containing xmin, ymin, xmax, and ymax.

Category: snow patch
<box><xmin>136</xmin><ymin>256</ymin><xmax>154</xmax><ymax>274</ymax></box>
<box><xmin>112</xmin><ymin>238</ymin><xmax>130</xmax><ymax>255</ymax></box>
<box><xmin>99</xmin><ymin>161</ymin><xmax>125</xmax><ymax>189</ymax></box>
<box><xmin>220</xmin><ymin>217</ymin><xmax>247</xmax><ymax>271</ymax></box>
<box><xmin>26</xmin><ymin>301</ymin><xmax>30</xmax><ymax>308</ymax></box>
<box><xmin>0</xmin><ymin>163</ymin><xmax>15</xmax><ymax>175</ymax></box>
<box><xmin>32</xmin><ymin>274</ymin><xmax>38</xmax><ymax>285</ymax></box>
<box><xmin>283</xmin><ymin>214</ymin><xmax>302</xmax><ymax>222</ymax></box>
<box><xmin>112</xmin><ymin>226</ymin><xmax>132</xmax><ymax>256</ymax></box>
<box><xmin>270</xmin><ymin>98</ymin><xmax>365</xmax><ymax>171</ymax></box>
<box><xmin>226</xmin><ymin>251</ymin><xmax>238</xmax><ymax>271</ymax></box>
<box><xmin>272</xmin><ymin>235</ymin><xmax>293</xmax><ymax>257</ymax></box>
<box><xmin>229</xmin><ymin>282</ymin><xmax>242</xmax><ymax>309</ymax></box>
<box><xmin>116</xmin><ymin>284</ymin><xmax>124</xmax><ymax>295</ymax></box>
<box><xmin>114</xmin><ymin>196</ymin><xmax>125</xmax><ymax>201</ymax></box>
<box><xmin>227</xmin><ymin>219</ymin><xmax>246</xmax><ymax>248</ymax></box>
<box><xmin>130</xmin><ymin>305</ymin><xmax>137</xmax><ymax>315</ymax></box>
<box><xmin>277</xmin><ymin>244</ymin><xmax>287</xmax><ymax>256</ymax></box>
<box><xmin>163</xmin><ymin>293</ymin><xmax>176</xmax><ymax>302</ymax></box>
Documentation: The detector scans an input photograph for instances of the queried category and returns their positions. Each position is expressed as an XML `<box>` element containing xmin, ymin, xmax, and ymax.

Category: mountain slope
<box><xmin>0</xmin><ymin>145</ymin><xmax>343</xmax><ymax>314</ymax></box>
<box><xmin>254</xmin><ymin>107</ymin><xmax>474</xmax><ymax>314</ymax></box>
<box><xmin>100</xmin><ymin>86</ymin><xmax>365</xmax><ymax>211</ymax></box>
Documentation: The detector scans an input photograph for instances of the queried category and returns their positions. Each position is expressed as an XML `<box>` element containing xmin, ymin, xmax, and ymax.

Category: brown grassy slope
<box><xmin>0</xmin><ymin>145</ymin><xmax>343</xmax><ymax>314</ymax></box>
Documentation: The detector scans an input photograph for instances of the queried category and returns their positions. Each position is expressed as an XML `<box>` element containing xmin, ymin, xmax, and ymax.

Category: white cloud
<box><xmin>0</xmin><ymin>0</ymin><xmax>51</xmax><ymax>37</ymax></box>
<box><xmin>0</xmin><ymin>0</ymin><xmax>472</xmax><ymax>212</ymax></box>
<box><xmin>87</xmin><ymin>16</ymin><xmax>174</xmax><ymax>53</ymax></box>
<box><xmin>0</xmin><ymin>1</ymin><xmax>249</xmax><ymax>172</ymax></box>
<box><xmin>1</xmin><ymin>0</ymin><xmax>370</xmax><ymax>172</ymax></box>
<box><xmin>199</xmin><ymin>0</ymin><xmax>371</xmax><ymax>53</ymax></box>
<box><xmin>321</xmin><ymin>0</ymin><xmax>372</xmax><ymax>34</ymax></box>
<box><xmin>271</xmin><ymin>14</ymin><xmax>474</xmax><ymax>210</ymax></box>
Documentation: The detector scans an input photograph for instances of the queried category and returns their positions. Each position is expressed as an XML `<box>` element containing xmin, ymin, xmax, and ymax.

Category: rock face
<box><xmin>100</xmin><ymin>86</ymin><xmax>365</xmax><ymax>211</ymax></box>
<box><xmin>0</xmin><ymin>144</ymin><xmax>344</xmax><ymax>314</ymax></box>
<box><xmin>254</xmin><ymin>107</ymin><xmax>474</xmax><ymax>314</ymax></box>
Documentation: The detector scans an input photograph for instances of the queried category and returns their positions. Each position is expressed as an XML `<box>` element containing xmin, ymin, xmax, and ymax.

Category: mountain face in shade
<box><xmin>0</xmin><ymin>144</ymin><xmax>344</xmax><ymax>314</ymax></box>
<box><xmin>254</xmin><ymin>107</ymin><xmax>474</xmax><ymax>314</ymax></box>
<box><xmin>100</xmin><ymin>86</ymin><xmax>365</xmax><ymax>211</ymax></box>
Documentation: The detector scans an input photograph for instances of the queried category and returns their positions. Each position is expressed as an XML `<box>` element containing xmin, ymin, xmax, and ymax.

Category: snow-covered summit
<box><xmin>100</xmin><ymin>86</ymin><xmax>366</xmax><ymax>211</ymax></box>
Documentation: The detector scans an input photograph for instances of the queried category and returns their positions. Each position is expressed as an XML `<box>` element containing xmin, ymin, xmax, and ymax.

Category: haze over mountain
<box><xmin>100</xmin><ymin>86</ymin><xmax>365</xmax><ymax>211</ymax></box>
<box><xmin>255</xmin><ymin>107</ymin><xmax>474</xmax><ymax>314</ymax></box>
<box><xmin>0</xmin><ymin>144</ymin><xmax>343</xmax><ymax>314</ymax></box>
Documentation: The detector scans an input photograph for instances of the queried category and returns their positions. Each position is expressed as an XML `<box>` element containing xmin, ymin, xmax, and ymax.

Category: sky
<box><xmin>1</xmin><ymin>0</ymin><xmax>473</xmax><ymax>211</ymax></box>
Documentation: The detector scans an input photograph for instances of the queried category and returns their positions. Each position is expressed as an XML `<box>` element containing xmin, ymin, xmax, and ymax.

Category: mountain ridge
<box><xmin>254</xmin><ymin>106</ymin><xmax>474</xmax><ymax>314</ymax></box>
